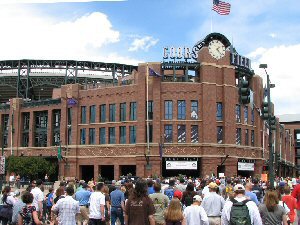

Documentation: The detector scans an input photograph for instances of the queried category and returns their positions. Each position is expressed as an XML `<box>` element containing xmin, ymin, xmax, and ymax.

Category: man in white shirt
<box><xmin>183</xmin><ymin>195</ymin><xmax>209</xmax><ymax>225</ymax></box>
<box><xmin>30</xmin><ymin>179</ymin><xmax>44</xmax><ymax>219</ymax></box>
<box><xmin>221</xmin><ymin>184</ymin><xmax>262</xmax><ymax>225</ymax></box>
<box><xmin>89</xmin><ymin>182</ymin><xmax>106</xmax><ymax>225</ymax></box>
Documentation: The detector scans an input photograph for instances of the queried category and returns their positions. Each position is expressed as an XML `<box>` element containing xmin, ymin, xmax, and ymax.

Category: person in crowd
<box><xmin>125</xmin><ymin>179</ymin><xmax>155</xmax><ymax>225</ymax></box>
<box><xmin>252</xmin><ymin>178</ymin><xmax>263</xmax><ymax>203</ymax></box>
<box><xmin>221</xmin><ymin>184</ymin><xmax>262</xmax><ymax>225</ymax></box>
<box><xmin>176</xmin><ymin>178</ymin><xmax>187</xmax><ymax>193</ymax></box>
<box><xmin>45</xmin><ymin>188</ymin><xmax>54</xmax><ymax>222</ymax></box>
<box><xmin>102</xmin><ymin>185</ymin><xmax>111</xmax><ymax>225</ymax></box>
<box><xmin>258</xmin><ymin>190</ymin><xmax>288</xmax><ymax>225</ymax></box>
<box><xmin>30</xmin><ymin>179</ymin><xmax>44</xmax><ymax>220</ymax></box>
<box><xmin>88</xmin><ymin>182</ymin><xmax>106</xmax><ymax>225</ymax></box>
<box><xmin>52</xmin><ymin>186</ymin><xmax>80</xmax><ymax>225</ymax></box>
<box><xmin>201</xmin><ymin>182</ymin><xmax>225</xmax><ymax>225</ymax></box>
<box><xmin>181</xmin><ymin>183</ymin><xmax>197</xmax><ymax>208</ymax></box>
<box><xmin>245</xmin><ymin>182</ymin><xmax>259</xmax><ymax>205</ymax></box>
<box><xmin>53</xmin><ymin>187</ymin><xmax>65</xmax><ymax>204</ymax></box>
<box><xmin>109</xmin><ymin>180</ymin><xmax>117</xmax><ymax>194</ymax></box>
<box><xmin>0</xmin><ymin>186</ymin><xmax>16</xmax><ymax>225</ymax></box>
<box><xmin>291</xmin><ymin>181</ymin><xmax>300</xmax><ymax>225</ymax></box>
<box><xmin>124</xmin><ymin>182</ymin><xmax>134</xmax><ymax>200</ymax></box>
<box><xmin>18</xmin><ymin>191</ymin><xmax>42</xmax><ymax>225</ymax></box>
<box><xmin>164</xmin><ymin>179</ymin><xmax>176</xmax><ymax>201</ymax></box>
<box><xmin>282</xmin><ymin>186</ymin><xmax>297</xmax><ymax>225</ymax></box>
<box><xmin>110</xmin><ymin>182</ymin><xmax>125</xmax><ymax>225</ymax></box>
<box><xmin>75</xmin><ymin>183</ymin><xmax>92</xmax><ymax>225</ymax></box>
<box><xmin>149</xmin><ymin>182</ymin><xmax>170</xmax><ymax>225</ymax></box>
<box><xmin>12</xmin><ymin>191</ymin><xmax>26</xmax><ymax>225</ymax></box>
<box><xmin>201</xmin><ymin>180</ymin><xmax>210</xmax><ymax>198</ymax></box>
<box><xmin>173</xmin><ymin>190</ymin><xmax>183</xmax><ymax>201</ymax></box>
<box><xmin>16</xmin><ymin>174</ymin><xmax>21</xmax><ymax>189</ymax></box>
<box><xmin>147</xmin><ymin>179</ymin><xmax>155</xmax><ymax>195</ymax></box>
<box><xmin>183</xmin><ymin>195</ymin><xmax>208</xmax><ymax>225</ymax></box>
<box><xmin>224</xmin><ymin>178</ymin><xmax>233</xmax><ymax>200</ymax></box>
<box><xmin>44</xmin><ymin>174</ymin><xmax>49</xmax><ymax>183</ymax></box>
<box><xmin>164</xmin><ymin>198</ymin><xmax>186</xmax><ymax>225</ymax></box>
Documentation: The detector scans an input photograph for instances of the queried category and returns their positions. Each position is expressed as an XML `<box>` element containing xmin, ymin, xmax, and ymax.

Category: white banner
<box><xmin>166</xmin><ymin>161</ymin><xmax>197</xmax><ymax>170</ymax></box>
<box><xmin>238</xmin><ymin>162</ymin><xmax>254</xmax><ymax>171</ymax></box>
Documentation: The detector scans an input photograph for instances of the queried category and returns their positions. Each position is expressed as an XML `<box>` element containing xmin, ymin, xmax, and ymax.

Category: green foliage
<box><xmin>7</xmin><ymin>156</ymin><xmax>55</xmax><ymax>180</ymax></box>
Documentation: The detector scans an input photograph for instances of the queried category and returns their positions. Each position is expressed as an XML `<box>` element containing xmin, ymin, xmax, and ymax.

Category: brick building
<box><xmin>0</xmin><ymin>33</ymin><xmax>296</xmax><ymax>181</ymax></box>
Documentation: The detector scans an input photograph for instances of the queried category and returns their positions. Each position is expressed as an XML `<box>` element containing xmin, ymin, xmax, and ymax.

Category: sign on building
<box><xmin>0</xmin><ymin>156</ymin><xmax>5</xmax><ymax>175</ymax></box>
<box><xmin>166</xmin><ymin>161</ymin><xmax>197</xmax><ymax>170</ymax></box>
<box><xmin>238</xmin><ymin>162</ymin><xmax>254</xmax><ymax>171</ymax></box>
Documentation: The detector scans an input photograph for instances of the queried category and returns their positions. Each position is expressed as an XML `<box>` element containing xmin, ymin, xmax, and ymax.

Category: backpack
<box><xmin>183</xmin><ymin>192</ymin><xmax>193</xmax><ymax>207</ymax></box>
<box><xmin>165</xmin><ymin>187</ymin><xmax>175</xmax><ymax>200</ymax></box>
<box><xmin>229</xmin><ymin>199</ymin><xmax>251</xmax><ymax>225</ymax></box>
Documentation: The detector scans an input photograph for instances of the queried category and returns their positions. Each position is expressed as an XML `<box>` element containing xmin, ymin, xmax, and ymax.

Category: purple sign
<box><xmin>67</xmin><ymin>98</ymin><xmax>77</xmax><ymax>106</ymax></box>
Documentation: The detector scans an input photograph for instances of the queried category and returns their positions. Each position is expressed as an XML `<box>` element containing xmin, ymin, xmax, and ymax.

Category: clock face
<box><xmin>208</xmin><ymin>40</ymin><xmax>226</xmax><ymax>60</ymax></box>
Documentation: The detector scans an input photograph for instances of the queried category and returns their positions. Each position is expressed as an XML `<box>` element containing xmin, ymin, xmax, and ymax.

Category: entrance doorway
<box><xmin>100</xmin><ymin>165</ymin><xmax>114</xmax><ymax>182</ymax></box>
<box><xmin>120</xmin><ymin>165</ymin><xmax>136</xmax><ymax>177</ymax></box>
<box><xmin>217</xmin><ymin>165</ymin><xmax>225</xmax><ymax>177</ymax></box>
<box><xmin>80</xmin><ymin>165</ymin><xmax>94</xmax><ymax>182</ymax></box>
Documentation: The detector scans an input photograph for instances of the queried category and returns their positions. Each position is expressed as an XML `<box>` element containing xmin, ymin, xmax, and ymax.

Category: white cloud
<box><xmin>269</xmin><ymin>33</ymin><xmax>277</xmax><ymax>38</ymax></box>
<box><xmin>0</xmin><ymin>0</ymin><xmax>125</xmax><ymax>3</ymax></box>
<box><xmin>250</xmin><ymin>44</ymin><xmax>300</xmax><ymax>115</ymax></box>
<box><xmin>128</xmin><ymin>36</ymin><xmax>159</xmax><ymax>52</ymax></box>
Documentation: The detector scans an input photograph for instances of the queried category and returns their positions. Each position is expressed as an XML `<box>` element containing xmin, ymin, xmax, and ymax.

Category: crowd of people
<box><xmin>0</xmin><ymin>175</ymin><xmax>300</xmax><ymax>225</ymax></box>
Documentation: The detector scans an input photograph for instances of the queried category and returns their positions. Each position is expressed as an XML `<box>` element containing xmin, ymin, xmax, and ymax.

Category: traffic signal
<box><xmin>57</xmin><ymin>146</ymin><xmax>62</xmax><ymax>161</ymax></box>
<box><xmin>239</xmin><ymin>79</ymin><xmax>250</xmax><ymax>104</ymax></box>
<box><xmin>262</xmin><ymin>101</ymin><xmax>269</xmax><ymax>120</ymax></box>
<box><xmin>270</xmin><ymin>116</ymin><xmax>276</xmax><ymax>130</ymax></box>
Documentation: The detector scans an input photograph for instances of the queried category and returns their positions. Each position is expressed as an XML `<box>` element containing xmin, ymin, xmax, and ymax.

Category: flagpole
<box><xmin>211</xmin><ymin>0</ymin><xmax>213</xmax><ymax>32</ymax></box>
<box><xmin>146</xmin><ymin>63</ymin><xmax>150</xmax><ymax>165</ymax></box>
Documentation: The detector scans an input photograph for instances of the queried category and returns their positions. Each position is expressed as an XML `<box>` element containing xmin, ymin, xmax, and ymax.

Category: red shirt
<box><xmin>292</xmin><ymin>184</ymin><xmax>300</xmax><ymax>209</ymax></box>
<box><xmin>282</xmin><ymin>195</ymin><xmax>297</xmax><ymax>223</ymax></box>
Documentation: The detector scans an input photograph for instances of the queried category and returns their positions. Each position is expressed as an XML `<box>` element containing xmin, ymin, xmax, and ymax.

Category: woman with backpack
<box><xmin>0</xmin><ymin>186</ymin><xmax>16</xmax><ymax>225</ymax></box>
<box><xmin>258</xmin><ymin>190</ymin><xmax>288</xmax><ymax>225</ymax></box>
<box><xmin>164</xmin><ymin>198</ymin><xmax>186</xmax><ymax>225</ymax></box>
<box><xmin>181</xmin><ymin>183</ymin><xmax>197</xmax><ymax>208</ymax></box>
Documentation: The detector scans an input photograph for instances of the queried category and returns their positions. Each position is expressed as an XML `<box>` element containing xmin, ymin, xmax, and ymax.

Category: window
<box><xmin>147</xmin><ymin>101</ymin><xmax>153</xmax><ymax>120</ymax></box>
<box><xmin>35</xmin><ymin>133</ymin><xmax>47</xmax><ymax>147</ymax></box>
<box><xmin>109</xmin><ymin>104</ymin><xmax>116</xmax><ymax>122</ymax></box>
<box><xmin>216</xmin><ymin>102</ymin><xmax>223</xmax><ymax>121</ymax></box>
<box><xmin>80</xmin><ymin>128</ymin><xmax>86</xmax><ymax>145</ymax></box>
<box><xmin>22</xmin><ymin>133</ymin><xmax>29</xmax><ymax>147</ymax></box>
<box><xmin>53</xmin><ymin>131</ymin><xmax>60</xmax><ymax>146</ymax></box>
<box><xmin>191</xmin><ymin>125</ymin><xmax>199</xmax><ymax>143</ymax></box>
<box><xmin>120</xmin><ymin>103</ymin><xmax>126</xmax><ymax>121</ymax></box>
<box><xmin>236</xmin><ymin>128</ymin><xmax>242</xmax><ymax>145</ymax></box>
<box><xmin>244</xmin><ymin>106</ymin><xmax>248</xmax><ymax>124</ymax></box>
<box><xmin>236</xmin><ymin>104</ymin><xmax>241</xmax><ymax>123</ymax></box>
<box><xmin>100</xmin><ymin>128</ymin><xmax>106</xmax><ymax>144</ymax></box>
<box><xmin>165</xmin><ymin>101</ymin><xmax>173</xmax><ymax>120</ymax></box>
<box><xmin>34</xmin><ymin>111</ymin><xmax>48</xmax><ymax>147</ymax></box>
<box><xmin>191</xmin><ymin>101</ymin><xmax>198</xmax><ymax>120</ymax></box>
<box><xmin>67</xmin><ymin>108</ymin><xmax>72</xmax><ymax>125</ymax></box>
<box><xmin>109</xmin><ymin>127</ymin><xmax>116</xmax><ymax>144</ymax></box>
<box><xmin>149</xmin><ymin>124</ymin><xmax>153</xmax><ymax>143</ymax></box>
<box><xmin>2</xmin><ymin>114</ymin><xmax>9</xmax><ymax>131</ymax></box>
<box><xmin>251</xmin><ymin>130</ymin><xmax>255</xmax><ymax>146</ymax></box>
<box><xmin>68</xmin><ymin>126</ymin><xmax>72</xmax><ymax>145</ymax></box>
<box><xmin>245</xmin><ymin>129</ymin><xmax>249</xmax><ymax>145</ymax></box>
<box><xmin>251</xmin><ymin>108</ymin><xmax>254</xmax><ymax>125</ymax></box>
<box><xmin>53</xmin><ymin>110</ymin><xmax>61</xmax><ymax>128</ymax></box>
<box><xmin>164</xmin><ymin>125</ymin><xmax>173</xmax><ymax>143</ymax></box>
<box><xmin>100</xmin><ymin>104</ymin><xmax>106</xmax><ymax>122</ymax></box>
<box><xmin>177</xmin><ymin>100</ymin><xmax>186</xmax><ymax>120</ymax></box>
<box><xmin>23</xmin><ymin>113</ymin><xmax>30</xmax><ymax>130</ymax></box>
<box><xmin>90</xmin><ymin>105</ymin><xmax>96</xmax><ymax>123</ymax></box>
<box><xmin>81</xmin><ymin>106</ymin><xmax>86</xmax><ymax>124</ymax></box>
<box><xmin>177</xmin><ymin>125</ymin><xmax>186</xmax><ymax>143</ymax></box>
<box><xmin>217</xmin><ymin>126</ymin><xmax>223</xmax><ymax>144</ymax></box>
<box><xmin>129</xmin><ymin>126</ymin><xmax>136</xmax><ymax>144</ymax></box>
<box><xmin>120</xmin><ymin>126</ymin><xmax>126</xmax><ymax>144</ymax></box>
<box><xmin>89</xmin><ymin>128</ymin><xmax>95</xmax><ymax>144</ymax></box>
<box><xmin>130</xmin><ymin>102</ymin><xmax>137</xmax><ymax>121</ymax></box>
<box><xmin>35</xmin><ymin>111</ymin><xmax>48</xmax><ymax>128</ymax></box>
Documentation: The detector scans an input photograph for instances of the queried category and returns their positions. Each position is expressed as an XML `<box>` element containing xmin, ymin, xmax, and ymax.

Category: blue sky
<box><xmin>0</xmin><ymin>0</ymin><xmax>300</xmax><ymax>115</ymax></box>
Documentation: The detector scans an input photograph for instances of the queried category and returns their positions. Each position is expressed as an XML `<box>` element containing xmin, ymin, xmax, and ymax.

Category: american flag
<box><xmin>212</xmin><ymin>0</ymin><xmax>231</xmax><ymax>15</ymax></box>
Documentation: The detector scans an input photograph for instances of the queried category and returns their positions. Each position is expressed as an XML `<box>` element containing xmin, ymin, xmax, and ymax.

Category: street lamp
<box><xmin>259</xmin><ymin>63</ymin><xmax>276</xmax><ymax>189</ymax></box>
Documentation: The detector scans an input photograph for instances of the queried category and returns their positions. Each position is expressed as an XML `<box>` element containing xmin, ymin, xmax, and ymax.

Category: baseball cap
<box><xmin>193</xmin><ymin>195</ymin><xmax>202</xmax><ymax>202</ymax></box>
<box><xmin>209</xmin><ymin>182</ymin><xmax>218</xmax><ymax>189</ymax></box>
<box><xmin>173</xmin><ymin>190</ymin><xmax>183</xmax><ymax>199</ymax></box>
<box><xmin>233</xmin><ymin>184</ymin><xmax>245</xmax><ymax>192</ymax></box>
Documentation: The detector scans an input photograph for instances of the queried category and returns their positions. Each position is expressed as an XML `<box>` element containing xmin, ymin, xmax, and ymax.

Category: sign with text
<box><xmin>238</xmin><ymin>162</ymin><xmax>254</xmax><ymax>171</ymax></box>
<box><xmin>166</xmin><ymin>161</ymin><xmax>197</xmax><ymax>170</ymax></box>
<box><xmin>0</xmin><ymin>156</ymin><xmax>5</xmax><ymax>175</ymax></box>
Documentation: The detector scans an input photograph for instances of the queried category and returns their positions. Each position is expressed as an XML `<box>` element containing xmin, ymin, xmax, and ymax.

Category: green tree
<box><xmin>7</xmin><ymin>156</ymin><xmax>56</xmax><ymax>180</ymax></box>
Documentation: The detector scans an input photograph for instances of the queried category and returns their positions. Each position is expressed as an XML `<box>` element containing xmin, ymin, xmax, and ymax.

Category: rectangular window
<box><xmin>216</xmin><ymin>102</ymin><xmax>223</xmax><ymax>121</ymax></box>
<box><xmin>120</xmin><ymin>126</ymin><xmax>126</xmax><ymax>144</ymax></box>
<box><xmin>217</xmin><ymin>126</ymin><xmax>223</xmax><ymax>144</ymax></box>
<box><xmin>23</xmin><ymin>112</ymin><xmax>30</xmax><ymax>130</ymax></box>
<box><xmin>2</xmin><ymin>114</ymin><xmax>9</xmax><ymax>132</ymax></box>
<box><xmin>191</xmin><ymin>101</ymin><xmax>199</xmax><ymax>120</ymax></box>
<box><xmin>90</xmin><ymin>105</ymin><xmax>96</xmax><ymax>123</ymax></box>
<box><xmin>236</xmin><ymin>128</ymin><xmax>242</xmax><ymax>145</ymax></box>
<box><xmin>149</xmin><ymin>124</ymin><xmax>153</xmax><ymax>143</ymax></box>
<box><xmin>53</xmin><ymin>131</ymin><xmax>60</xmax><ymax>146</ymax></box>
<box><xmin>109</xmin><ymin>104</ymin><xmax>116</xmax><ymax>122</ymax></box>
<box><xmin>177</xmin><ymin>100</ymin><xmax>186</xmax><ymax>120</ymax></box>
<box><xmin>177</xmin><ymin>125</ymin><xmax>186</xmax><ymax>143</ymax></box>
<box><xmin>130</xmin><ymin>102</ymin><xmax>137</xmax><ymax>121</ymax></box>
<box><xmin>81</xmin><ymin>106</ymin><xmax>86</xmax><ymax>123</ymax></box>
<box><xmin>244</xmin><ymin>106</ymin><xmax>248</xmax><ymax>124</ymax></box>
<box><xmin>53</xmin><ymin>110</ymin><xmax>61</xmax><ymax>128</ymax></box>
<box><xmin>147</xmin><ymin>101</ymin><xmax>153</xmax><ymax>120</ymax></box>
<box><xmin>251</xmin><ymin>108</ymin><xmax>254</xmax><ymax>125</ymax></box>
<box><xmin>129</xmin><ymin>126</ymin><xmax>136</xmax><ymax>144</ymax></box>
<box><xmin>22</xmin><ymin>133</ymin><xmax>29</xmax><ymax>147</ymax></box>
<box><xmin>35</xmin><ymin>111</ymin><xmax>48</xmax><ymax>128</ymax></box>
<box><xmin>100</xmin><ymin>104</ymin><xmax>106</xmax><ymax>123</ymax></box>
<box><xmin>34</xmin><ymin>132</ymin><xmax>47</xmax><ymax>147</ymax></box>
<box><xmin>67</xmin><ymin>108</ymin><xmax>72</xmax><ymax>125</ymax></box>
<box><xmin>251</xmin><ymin>130</ymin><xmax>255</xmax><ymax>146</ymax></box>
<box><xmin>164</xmin><ymin>101</ymin><xmax>173</xmax><ymax>120</ymax></box>
<box><xmin>80</xmin><ymin>128</ymin><xmax>86</xmax><ymax>145</ymax></box>
<box><xmin>109</xmin><ymin>127</ymin><xmax>116</xmax><ymax>144</ymax></box>
<box><xmin>245</xmin><ymin>129</ymin><xmax>249</xmax><ymax>145</ymax></box>
<box><xmin>89</xmin><ymin>128</ymin><xmax>95</xmax><ymax>144</ymax></box>
<box><xmin>120</xmin><ymin>103</ymin><xmax>126</xmax><ymax>121</ymax></box>
<box><xmin>100</xmin><ymin>127</ymin><xmax>106</xmax><ymax>144</ymax></box>
<box><xmin>191</xmin><ymin>125</ymin><xmax>199</xmax><ymax>143</ymax></box>
<box><xmin>68</xmin><ymin>126</ymin><xmax>72</xmax><ymax>145</ymax></box>
<box><xmin>236</xmin><ymin>104</ymin><xmax>241</xmax><ymax>123</ymax></box>
<box><xmin>164</xmin><ymin>125</ymin><xmax>173</xmax><ymax>143</ymax></box>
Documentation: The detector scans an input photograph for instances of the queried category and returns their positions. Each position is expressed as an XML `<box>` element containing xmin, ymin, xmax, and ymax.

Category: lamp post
<box><xmin>259</xmin><ymin>63</ymin><xmax>275</xmax><ymax>189</ymax></box>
